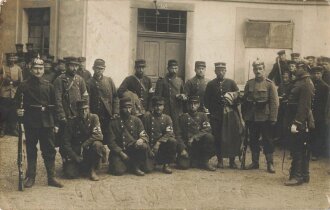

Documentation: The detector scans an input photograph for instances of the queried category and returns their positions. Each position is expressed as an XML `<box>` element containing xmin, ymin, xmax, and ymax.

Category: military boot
<box><xmin>90</xmin><ymin>161</ymin><xmax>100</xmax><ymax>181</ymax></box>
<box><xmin>162</xmin><ymin>164</ymin><xmax>173</xmax><ymax>174</ymax></box>
<box><xmin>285</xmin><ymin>154</ymin><xmax>303</xmax><ymax>186</ymax></box>
<box><xmin>284</xmin><ymin>177</ymin><xmax>303</xmax><ymax>186</ymax></box>
<box><xmin>45</xmin><ymin>160</ymin><xmax>64</xmax><ymax>188</ymax></box>
<box><xmin>0</xmin><ymin>123</ymin><xmax>6</xmax><ymax>137</ymax></box>
<box><xmin>246</xmin><ymin>153</ymin><xmax>259</xmax><ymax>170</ymax></box>
<box><xmin>265</xmin><ymin>153</ymin><xmax>275</xmax><ymax>173</ymax></box>
<box><xmin>302</xmin><ymin>154</ymin><xmax>310</xmax><ymax>183</ymax></box>
<box><xmin>216</xmin><ymin>156</ymin><xmax>224</xmax><ymax>168</ymax></box>
<box><xmin>24</xmin><ymin>158</ymin><xmax>37</xmax><ymax>188</ymax></box>
<box><xmin>229</xmin><ymin>157</ymin><xmax>238</xmax><ymax>169</ymax></box>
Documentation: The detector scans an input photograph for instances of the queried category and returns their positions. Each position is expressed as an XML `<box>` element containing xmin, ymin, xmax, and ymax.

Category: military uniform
<box><xmin>268</xmin><ymin>50</ymin><xmax>290</xmax><ymax>86</ymax></box>
<box><xmin>117</xmin><ymin>75</ymin><xmax>152</xmax><ymax>111</ymax></box>
<box><xmin>0</xmin><ymin>53</ymin><xmax>23</xmax><ymax>136</ymax></box>
<box><xmin>142</xmin><ymin>111</ymin><xmax>177</xmax><ymax>168</ymax></box>
<box><xmin>284</xmin><ymin>68</ymin><xmax>314</xmax><ymax>185</ymax></box>
<box><xmin>310</xmin><ymin>67</ymin><xmax>329</xmax><ymax>159</ymax></box>
<box><xmin>204</xmin><ymin>72</ymin><xmax>239</xmax><ymax>163</ymax></box>
<box><xmin>14</xmin><ymin>56</ymin><xmax>62</xmax><ymax>188</ymax></box>
<box><xmin>184</xmin><ymin>76</ymin><xmax>210</xmax><ymax>112</ymax></box>
<box><xmin>176</xmin><ymin>110</ymin><xmax>215</xmax><ymax>170</ymax></box>
<box><xmin>62</xmin><ymin>108</ymin><xmax>104</xmax><ymax>180</ymax></box>
<box><xmin>87</xmin><ymin>74</ymin><xmax>119</xmax><ymax>141</ymax></box>
<box><xmin>242</xmin><ymin>63</ymin><xmax>279</xmax><ymax>172</ymax></box>
<box><xmin>155</xmin><ymin>72</ymin><xmax>186</xmax><ymax>134</ymax></box>
<box><xmin>77</xmin><ymin>57</ymin><xmax>92</xmax><ymax>82</ymax></box>
<box><xmin>107</xmin><ymin>102</ymin><xmax>150</xmax><ymax>176</ymax></box>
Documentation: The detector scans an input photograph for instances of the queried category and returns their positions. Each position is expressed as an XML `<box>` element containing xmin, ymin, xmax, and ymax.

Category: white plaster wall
<box><xmin>85</xmin><ymin>0</ymin><xmax>131</xmax><ymax>87</ymax></box>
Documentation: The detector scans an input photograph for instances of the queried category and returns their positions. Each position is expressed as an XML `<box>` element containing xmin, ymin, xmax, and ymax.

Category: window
<box><xmin>244</xmin><ymin>20</ymin><xmax>294</xmax><ymax>49</ymax></box>
<box><xmin>26</xmin><ymin>8</ymin><xmax>50</xmax><ymax>55</ymax></box>
<box><xmin>138</xmin><ymin>9</ymin><xmax>187</xmax><ymax>33</ymax></box>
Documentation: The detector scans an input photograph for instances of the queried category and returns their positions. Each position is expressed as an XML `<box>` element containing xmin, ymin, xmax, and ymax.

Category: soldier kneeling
<box><xmin>176</xmin><ymin>96</ymin><xmax>216</xmax><ymax>171</ymax></box>
<box><xmin>107</xmin><ymin>97</ymin><xmax>150</xmax><ymax>176</ymax></box>
<box><xmin>62</xmin><ymin>100</ymin><xmax>105</xmax><ymax>181</ymax></box>
<box><xmin>142</xmin><ymin>96</ymin><xmax>177</xmax><ymax>174</ymax></box>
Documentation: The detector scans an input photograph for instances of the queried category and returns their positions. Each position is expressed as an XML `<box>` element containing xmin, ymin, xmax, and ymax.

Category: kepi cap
<box><xmin>195</xmin><ymin>61</ymin><xmax>206</xmax><ymax>68</ymax></box>
<box><xmin>120</xmin><ymin>97</ymin><xmax>133</xmax><ymax>108</ymax></box>
<box><xmin>135</xmin><ymin>59</ymin><xmax>146</xmax><ymax>67</ymax></box>
<box><xmin>277</xmin><ymin>50</ymin><xmax>286</xmax><ymax>55</ymax></box>
<box><xmin>151</xmin><ymin>96</ymin><xmax>165</xmax><ymax>106</ymax></box>
<box><xmin>188</xmin><ymin>95</ymin><xmax>200</xmax><ymax>103</ymax></box>
<box><xmin>214</xmin><ymin>62</ymin><xmax>226</xmax><ymax>68</ymax></box>
<box><xmin>167</xmin><ymin>59</ymin><xmax>178</xmax><ymax>67</ymax></box>
<box><xmin>93</xmin><ymin>59</ymin><xmax>106</xmax><ymax>68</ymax></box>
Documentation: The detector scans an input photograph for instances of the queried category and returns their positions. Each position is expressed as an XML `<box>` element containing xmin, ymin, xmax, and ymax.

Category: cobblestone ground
<box><xmin>0</xmin><ymin>135</ymin><xmax>329</xmax><ymax>210</ymax></box>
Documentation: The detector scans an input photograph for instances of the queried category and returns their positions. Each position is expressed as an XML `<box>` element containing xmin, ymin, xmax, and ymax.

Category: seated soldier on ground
<box><xmin>176</xmin><ymin>96</ymin><xmax>216</xmax><ymax>171</ymax></box>
<box><xmin>62</xmin><ymin>100</ymin><xmax>105</xmax><ymax>181</ymax></box>
<box><xmin>142</xmin><ymin>96</ymin><xmax>177</xmax><ymax>174</ymax></box>
<box><xmin>107</xmin><ymin>97</ymin><xmax>151</xmax><ymax>176</ymax></box>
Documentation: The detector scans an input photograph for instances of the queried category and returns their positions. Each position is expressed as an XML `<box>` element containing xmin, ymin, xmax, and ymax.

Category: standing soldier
<box><xmin>142</xmin><ymin>96</ymin><xmax>177</xmax><ymax>174</ymax></box>
<box><xmin>284</xmin><ymin>63</ymin><xmax>314</xmax><ymax>186</ymax></box>
<box><xmin>291</xmin><ymin>53</ymin><xmax>301</xmax><ymax>63</ymax></box>
<box><xmin>305</xmin><ymin>56</ymin><xmax>316</xmax><ymax>73</ymax></box>
<box><xmin>310</xmin><ymin>66</ymin><xmax>329</xmax><ymax>161</ymax></box>
<box><xmin>87</xmin><ymin>59</ymin><xmax>119</xmax><ymax>145</ymax></box>
<box><xmin>184</xmin><ymin>61</ymin><xmax>210</xmax><ymax>112</ymax></box>
<box><xmin>242</xmin><ymin>59</ymin><xmax>279</xmax><ymax>173</ymax></box>
<box><xmin>77</xmin><ymin>57</ymin><xmax>92</xmax><ymax>82</ymax></box>
<box><xmin>118</xmin><ymin>59</ymin><xmax>152</xmax><ymax>111</ymax></box>
<box><xmin>268</xmin><ymin>50</ymin><xmax>289</xmax><ymax>86</ymax></box>
<box><xmin>42</xmin><ymin>59</ymin><xmax>57</xmax><ymax>83</ymax></box>
<box><xmin>107</xmin><ymin>97</ymin><xmax>150</xmax><ymax>176</ymax></box>
<box><xmin>204</xmin><ymin>62</ymin><xmax>239</xmax><ymax>168</ymax></box>
<box><xmin>15</xmin><ymin>56</ymin><xmax>63</xmax><ymax>188</ymax></box>
<box><xmin>155</xmin><ymin>59</ymin><xmax>186</xmax><ymax>134</ymax></box>
<box><xmin>15</xmin><ymin>43</ymin><xmax>25</xmax><ymax>60</ymax></box>
<box><xmin>176</xmin><ymin>96</ymin><xmax>216</xmax><ymax>171</ymax></box>
<box><xmin>0</xmin><ymin>53</ymin><xmax>23</xmax><ymax>137</ymax></box>
<box><xmin>62</xmin><ymin>100</ymin><xmax>105</xmax><ymax>181</ymax></box>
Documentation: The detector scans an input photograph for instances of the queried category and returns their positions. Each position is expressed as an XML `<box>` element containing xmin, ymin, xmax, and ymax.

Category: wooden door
<box><xmin>137</xmin><ymin>35</ymin><xmax>186</xmax><ymax>83</ymax></box>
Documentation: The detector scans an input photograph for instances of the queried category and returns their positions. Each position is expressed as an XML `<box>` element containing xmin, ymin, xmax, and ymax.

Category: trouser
<box><xmin>63</xmin><ymin>141</ymin><xmax>104</xmax><ymax>179</ymax></box>
<box><xmin>143</xmin><ymin>138</ymin><xmax>177</xmax><ymax>172</ymax></box>
<box><xmin>108</xmin><ymin>142</ymin><xmax>149</xmax><ymax>175</ymax></box>
<box><xmin>210</xmin><ymin>118</ymin><xmax>223</xmax><ymax>159</ymax></box>
<box><xmin>0</xmin><ymin>97</ymin><xmax>17</xmax><ymax>134</ymax></box>
<box><xmin>310</xmin><ymin>120</ymin><xmax>327</xmax><ymax>157</ymax></box>
<box><xmin>100</xmin><ymin>118</ymin><xmax>110</xmax><ymax>145</ymax></box>
<box><xmin>177</xmin><ymin>133</ymin><xmax>216</xmax><ymax>169</ymax></box>
<box><xmin>289</xmin><ymin>131</ymin><xmax>310</xmax><ymax>180</ymax></box>
<box><xmin>25</xmin><ymin>127</ymin><xmax>56</xmax><ymax>179</ymax></box>
<box><xmin>248</xmin><ymin>121</ymin><xmax>274</xmax><ymax>155</ymax></box>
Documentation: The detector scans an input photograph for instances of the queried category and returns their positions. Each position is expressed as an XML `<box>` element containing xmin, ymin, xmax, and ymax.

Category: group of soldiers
<box><xmin>0</xmin><ymin>43</ymin><xmax>329</xmax><ymax>189</ymax></box>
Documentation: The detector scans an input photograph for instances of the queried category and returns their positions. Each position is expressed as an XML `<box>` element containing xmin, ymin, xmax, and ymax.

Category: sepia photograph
<box><xmin>0</xmin><ymin>0</ymin><xmax>329</xmax><ymax>209</ymax></box>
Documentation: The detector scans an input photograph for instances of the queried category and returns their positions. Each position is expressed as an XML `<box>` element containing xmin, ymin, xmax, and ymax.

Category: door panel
<box><xmin>137</xmin><ymin>36</ymin><xmax>186</xmax><ymax>84</ymax></box>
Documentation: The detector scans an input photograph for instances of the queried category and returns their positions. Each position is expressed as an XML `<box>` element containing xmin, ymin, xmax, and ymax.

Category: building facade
<box><xmin>0</xmin><ymin>0</ymin><xmax>329</xmax><ymax>86</ymax></box>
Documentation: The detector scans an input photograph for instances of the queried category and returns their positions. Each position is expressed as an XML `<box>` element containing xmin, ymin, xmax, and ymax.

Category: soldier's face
<box><xmin>153</xmin><ymin>104</ymin><xmax>164</xmax><ymax>115</ymax></box>
<box><xmin>279</xmin><ymin>54</ymin><xmax>286</xmax><ymax>61</ymax></box>
<box><xmin>80</xmin><ymin>62</ymin><xmax>86</xmax><ymax>70</ymax></box>
<box><xmin>67</xmin><ymin>63</ymin><xmax>79</xmax><ymax>75</ymax></box>
<box><xmin>78</xmin><ymin>108</ymin><xmax>89</xmax><ymax>119</ymax></box>
<box><xmin>312</xmin><ymin>72</ymin><xmax>322</xmax><ymax>81</ymax></box>
<box><xmin>168</xmin><ymin>66</ymin><xmax>178</xmax><ymax>75</ymax></box>
<box><xmin>93</xmin><ymin>66</ymin><xmax>105</xmax><ymax>77</ymax></box>
<box><xmin>30</xmin><ymin>66</ymin><xmax>44</xmax><ymax>78</ymax></box>
<box><xmin>16</xmin><ymin>47</ymin><xmax>23</xmax><ymax>53</ymax></box>
<box><xmin>135</xmin><ymin>66</ymin><xmax>145</xmax><ymax>77</ymax></box>
<box><xmin>189</xmin><ymin>101</ymin><xmax>200</xmax><ymax>112</ymax></box>
<box><xmin>27</xmin><ymin>46</ymin><xmax>33</xmax><ymax>52</ymax></box>
<box><xmin>253</xmin><ymin>64</ymin><xmax>265</xmax><ymax>78</ymax></box>
<box><xmin>282</xmin><ymin>74</ymin><xmax>290</xmax><ymax>83</ymax></box>
<box><xmin>120</xmin><ymin>105</ymin><xmax>132</xmax><ymax>116</ymax></box>
<box><xmin>307</xmin><ymin>58</ymin><xmax>314</xmax><ymax>66</ymax></box>
<box><xmin>215</xmin><ymin>67</ymin><xmax>226</xmax><ymax>79</ymax></box>
<box><xmin>292</xmin><ymin>57</ymin><xmax>300</xmax><ymax>62</ymax></box>
<box><xmin>195</xmin><ymin>66</ymin><xmax>205</xmax><ymax>77</ymax></box>
<box><xmin>289</xmin><ymin>64</ymin><xmax>296</xmax><ymax>73</ymax></box>
<box><xmin>7</xmin><ymin>57</ymin><xmax>16</xmax><ymax>65</ymax></box>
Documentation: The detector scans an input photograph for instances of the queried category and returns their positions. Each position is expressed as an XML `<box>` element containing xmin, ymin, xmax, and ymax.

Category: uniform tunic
<box><xmin>184</xmin><ymin>76</ymin><xmax>210</xmax><ymax>112</ymax></box>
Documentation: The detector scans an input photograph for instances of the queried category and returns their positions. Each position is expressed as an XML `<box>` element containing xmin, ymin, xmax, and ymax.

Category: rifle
<box><xmin>17</xmin><ymin>93</ymin><xmax>25</xmax><ymax>191</ymax></box>
<box><xmin>276</xmin><ymin>56</ymin><xmax>283</xmax><ymax>86</ymax></box>
<box><xmin>240</xmin><ymin>124</ymin><xmax>249</xmax><ymax>170</ymax></box>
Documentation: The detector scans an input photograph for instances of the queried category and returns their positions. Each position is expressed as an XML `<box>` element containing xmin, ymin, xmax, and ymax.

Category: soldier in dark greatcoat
<box><xmin>107</xmin><ymin>97</ymin><xmax>150</xmax><ymax>176</ymax></box>
<box><xmin>284</xmin><ymin>63</ymin><xmax>315</xmax><ymax>186</ymax></box>
<box><xmin>204</xmin><ymin>62</ymin><xmax>239</xmax><ymax>168</ymax></box>
<box><xmin>15</xmin><ymin>56</ymin><xmax>63</xmax><ymax>188</ymax></box>
<box><xmin>268</xmin><ymin>50</ymin><xmax>289</xmax><ymax>86</ymax></box>
<box><xmin>87</xmin><ymin>59</ymin><xmax>119</xmax><ymax>145</ymax></box>
<box><xmin>184</xmin><ymin>61</ymin><xmax>210</xmax><ymax>113</ymax></box>
<box><xmin>117</xmin><ymin>59</ymin><xmax>152</xmax><ymax>112</ymax></box>
<box><xmin>242</xmin><ymin>59</ymin><xmax>279</xmax><ymax>174</ymax></box>
<box><xmin>310</xmin><ymin>66</ymin><xmax>329</xmax><ymax>160</ymax></box>
<box><xmin>155</xmin><ymin>59</ymin><xmax>187</xmax><ymax>135</ymax></box>
<box><xmin>176</xmin><ymin>96</ymin><xmax>216</xmax><ymax>171</ymax></box>
<box><xmin>62</xmin><ymin>100</ymin><xmax>105</xmax><ymax>181</ymax></box>
<box><xmin>142</xmin><ymin>96</ymin><xmax>177</xmax><ymax>174</ymax></box>
<box><xmin>77</xmin><ymin>57</ymin><xmax>92</xmax><ymax>82</ymax></box>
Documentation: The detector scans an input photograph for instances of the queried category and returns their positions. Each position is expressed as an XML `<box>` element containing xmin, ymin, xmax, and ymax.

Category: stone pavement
<box><xmin>0</xmin><ymin>136</ymin><xmax>329</xmax><ymax>209</ymax></box>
